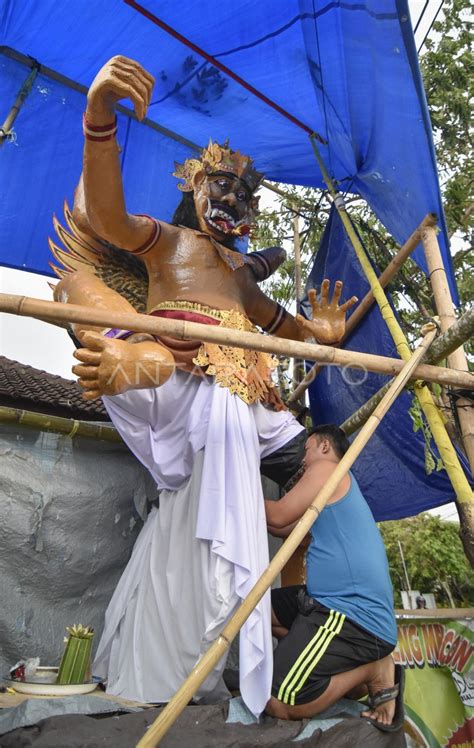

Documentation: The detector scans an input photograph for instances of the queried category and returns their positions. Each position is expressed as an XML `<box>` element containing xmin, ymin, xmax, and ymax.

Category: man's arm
<box><xmin>82</xmin><ymin>56</ymin><xmax>157</xmax><ymax>252</ymax></box>
<box><xmin>267</xmin><ymin>520</ymin><xmax>300</xmax><ymax>538</ymax></box>
<box><xmin>264</xmin><ymin>462</ymin><xmax>348</xmax><ymax>528</ymax></box>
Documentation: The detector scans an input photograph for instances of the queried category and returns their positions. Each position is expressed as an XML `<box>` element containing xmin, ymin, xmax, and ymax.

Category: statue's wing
<box><xmin>48</xmin><ymin>201</ymin><xmax>148</xmax><ymax>313</ymax></box>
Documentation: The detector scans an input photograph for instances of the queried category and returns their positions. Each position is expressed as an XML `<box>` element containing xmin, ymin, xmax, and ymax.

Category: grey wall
<box><xmin>0</xmin><ymin>425</ymin><xmax>156</xmax><ymax>676</ymax></box>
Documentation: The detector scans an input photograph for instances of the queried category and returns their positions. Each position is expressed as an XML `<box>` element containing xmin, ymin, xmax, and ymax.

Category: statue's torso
<box><xmin>144</xmin><ymin>224</ymin><xmax>250</xmax><ymax>314</ymax></box>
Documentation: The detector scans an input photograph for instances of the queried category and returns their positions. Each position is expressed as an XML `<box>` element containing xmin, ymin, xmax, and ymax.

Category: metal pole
<box><xmin>398</xmin><ymin>540</ymin><xmax>412</xmax><ymax>592</ymax></box>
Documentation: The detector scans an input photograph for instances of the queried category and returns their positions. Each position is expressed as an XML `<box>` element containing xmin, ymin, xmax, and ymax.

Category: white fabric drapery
<box><xmin>94</xmin><ymin>370</ymin><xmax>304</xmax><ymax>715</ymax></box>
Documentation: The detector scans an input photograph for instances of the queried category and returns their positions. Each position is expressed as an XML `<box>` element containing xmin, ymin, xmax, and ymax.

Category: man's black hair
<box><xmin>171</xmin><ymin>191</ymin><xmax>236</xmax><ymax>250</ymax></box>
<box><xmin>309</xmin><ymin>424</ymin><xmax>350</xmax><ymax>459</ymax></box>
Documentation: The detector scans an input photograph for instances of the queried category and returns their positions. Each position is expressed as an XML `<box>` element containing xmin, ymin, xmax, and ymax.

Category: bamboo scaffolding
<box><xmin>341</xmin><ymin>308</ymin><xmax>474</xmax><ymax>436</ymax></box>
<box><xmin>0</xmin><ymin>405</ymin><xmax>121</xmax><ymax>442</ymax></box>
<box><xmin>421</xmin><ymin>225</ymin><xmax>474</xmax><ymax>472</ymax></box>
<box><xmin>309</xmin><ymin>136</ymin><xmax>474</xmax><ymax>564</ymax></box>
<box><xmin>288</xmin><ymin>212</ymin><xmax>437</xmax><ymax>404</ymax></box>
<box><xmin>0</xmin><ymin>293</ymin><xmax>471</xmax><ymax>390</ymax></box>
<box><xmin>136</xmin><ymin>324</ymin><xmax>438</xmax><ymax>747</ymax></box>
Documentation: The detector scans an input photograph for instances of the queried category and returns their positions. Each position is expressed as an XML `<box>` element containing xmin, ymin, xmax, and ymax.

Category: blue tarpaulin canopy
<box><xmin>304</xmin><ymin>207</ymin><xmax>469</xmax><ymax>521</ymax></box>
<box><xmin>0</xmin><ymin>0</ymin><xmax>466</xmax><ymax>517</ymax></box>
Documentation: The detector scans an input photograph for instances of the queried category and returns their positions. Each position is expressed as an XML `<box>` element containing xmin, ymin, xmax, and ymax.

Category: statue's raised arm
<box><xmin>82</xmin><ymin>56</ymin><xmax>156</xmax><ymax>251</ymax></box>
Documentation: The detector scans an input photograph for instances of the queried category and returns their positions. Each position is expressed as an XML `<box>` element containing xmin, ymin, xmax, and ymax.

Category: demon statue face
<box><xmin>173</xmin><ymin>139</ymin><xmax>263</xmax><ymax>241</ymax></box>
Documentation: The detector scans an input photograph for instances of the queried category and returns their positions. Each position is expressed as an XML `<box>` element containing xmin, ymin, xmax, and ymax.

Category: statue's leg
<box><xmin>54</xmin><ymin>271</ymin><xmax>175</xmax><ymax>398</ymax></box>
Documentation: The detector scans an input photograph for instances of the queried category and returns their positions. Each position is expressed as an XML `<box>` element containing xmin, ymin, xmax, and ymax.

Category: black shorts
<box><xmin>260</xmin><ymin>430</ymin><xmax>306</xmax><ymax>488</ymax></box>
<box><xmin>271</xmin><ymin>585</ymin><xmax>395</xmax><ymax>706</ymax></box>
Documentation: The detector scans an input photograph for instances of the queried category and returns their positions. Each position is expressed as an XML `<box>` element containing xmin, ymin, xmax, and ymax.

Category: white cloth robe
<box><xmin>93</xmin><ymin>369</ymin><xmax>304</xmax><ymax>716</ymax></box>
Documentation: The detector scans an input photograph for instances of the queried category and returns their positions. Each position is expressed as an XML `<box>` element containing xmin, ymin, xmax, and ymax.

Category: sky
<box><xmin>0</xmin><ymin>0</ymin><xmax>461</xmax><ymax>522</ymax></box>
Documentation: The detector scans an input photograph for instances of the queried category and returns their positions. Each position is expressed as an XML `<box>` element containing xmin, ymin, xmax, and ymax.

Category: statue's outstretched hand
<box><xmin>87</xmin><ymin>56</ymin><xmax>155</xmax><ymax>123</ymax></box>
<box><xmin>295</xmin><ymin>279</ymin><xmax>358</xmax><ymax>345</ymax></box>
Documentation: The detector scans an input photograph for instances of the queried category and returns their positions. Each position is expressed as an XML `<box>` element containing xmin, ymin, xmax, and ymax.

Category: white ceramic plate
<box><xmin>4</xmin><ymin>667</ymin><xmax>98</xmax><ymax>696</ymax></box>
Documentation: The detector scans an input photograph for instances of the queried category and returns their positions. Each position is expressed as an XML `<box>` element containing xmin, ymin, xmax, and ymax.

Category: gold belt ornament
<box><xmin>150</xmin><ymin>301</ymin><xmax>278</xmax><ymax>405</ymax></box>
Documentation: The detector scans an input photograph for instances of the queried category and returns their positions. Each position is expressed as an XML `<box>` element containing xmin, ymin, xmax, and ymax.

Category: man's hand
<box><xmin>296</xmin><ymin>280</ymin><xmax>357</xmax><ymax>345</ymax></box>
<box><xmin>86</xmin><ymin>56</ymin><xmax>155</xmax><ymax>125</ymax></box>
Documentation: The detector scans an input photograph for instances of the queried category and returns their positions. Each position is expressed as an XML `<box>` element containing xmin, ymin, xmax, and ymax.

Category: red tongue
<box><xmin>215</xmin><ymin>218</ymin><xmax>232</xmax><ymax>232</ymax></box>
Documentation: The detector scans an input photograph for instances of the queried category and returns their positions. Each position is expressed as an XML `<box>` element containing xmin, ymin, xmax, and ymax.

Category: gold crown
<box><xmin>173</xmin><ymin>139</ymin><xmax>264</xmax><ymax>194</ymax></box>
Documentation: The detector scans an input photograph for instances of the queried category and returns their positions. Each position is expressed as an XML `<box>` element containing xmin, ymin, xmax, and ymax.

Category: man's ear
<box><xmin>322</xmin><ymin>438</ymin><xmax>331</xmax><ymax>454</ymax></box>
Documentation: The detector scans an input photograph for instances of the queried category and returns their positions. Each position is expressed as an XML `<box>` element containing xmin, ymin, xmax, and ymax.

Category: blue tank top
<box><xmin>306</xmin><ymin>472</ymin><xmax>397</xmax><ymax>645</ymax></box>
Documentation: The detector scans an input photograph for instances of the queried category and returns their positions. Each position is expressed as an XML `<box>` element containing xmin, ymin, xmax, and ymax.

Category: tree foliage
<box><xmin>420</xmin><ymin>0</ymin><xmax>473</xmax><ymax>243</ymax></box>
<box><xmin>379</xmin><ymin>513</ymin><xmax>474</xmax><ymax>607</ymax></box>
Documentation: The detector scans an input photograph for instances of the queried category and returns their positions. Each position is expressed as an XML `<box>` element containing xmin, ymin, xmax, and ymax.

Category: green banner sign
<box><xmin>394</xmin><ymin>617</ymin><xmax>473</xmax><ymax>747</ymax></box>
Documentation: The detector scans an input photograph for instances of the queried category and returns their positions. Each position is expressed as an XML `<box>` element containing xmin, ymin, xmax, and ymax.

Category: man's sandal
<box><xmin>364</xmin><ymin>664</ymin><xmax>405</xmax><ymax>733</ymax></box>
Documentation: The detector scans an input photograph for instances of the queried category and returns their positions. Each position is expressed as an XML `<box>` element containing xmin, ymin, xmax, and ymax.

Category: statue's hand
<box><xmin>72</xmin><ymin>332</ymin><xmax>175</xmax><ymax>399</ymax></box>
<box><xmin>86</xmin><ymin>55</ymin><xmax>155</xmax><ymax>124</ymax></box>
<box><xmin>295</xmin><ymin>280</ymin><xmax>358</xmax><ymax>345</ymax></box>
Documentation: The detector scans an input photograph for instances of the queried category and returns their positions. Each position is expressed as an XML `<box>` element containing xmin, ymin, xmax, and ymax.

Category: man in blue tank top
<box><xmin>264</xmin><ymin>425</ymin><xmax>403</xmax><ymax>732</ymax></box>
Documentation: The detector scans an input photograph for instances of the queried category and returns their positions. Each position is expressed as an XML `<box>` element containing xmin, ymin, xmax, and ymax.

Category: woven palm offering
<box><xmin>56</xmin><ymin>624</ymin><xmax>94</xmax><ymax>684</ymax></box>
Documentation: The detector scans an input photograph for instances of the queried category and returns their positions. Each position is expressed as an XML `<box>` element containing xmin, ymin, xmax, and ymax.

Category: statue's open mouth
<box><xmin>205</xmin><ymin>202</ymin><xmax>249</xmax><ymax>236</ymax></box>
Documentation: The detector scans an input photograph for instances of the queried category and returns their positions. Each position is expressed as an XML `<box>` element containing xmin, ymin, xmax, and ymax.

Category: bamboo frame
<box><xmin>136</xmin><ymin>324</ymin><xmax>438</xmax><ymax>747</ymax></box>
<box><xmin>309</xmin><ymin>138</ymin><xmax>473</xmax><ymax>549</ymax></box>
<box><xmin>0</xmin><ymin>405</ymin><xmax>121</xmax><ymax>442</ymax></box>
<box><xmin>0</xmin><ymin>293</ymin><xmax>471</xmax><ymax>390</ymax></box>
<box><xmin>341</xmin><ymin>308</ymin><xmax>474</xmax><ymax>436</ymax></box>
<box><xmin>288</xmin><ymin>213</ymin><xmax>438</xmax><ymax>403</ymax></box>
<box><xmin>421</xmin><ymin>225</ymin><xmax>474</xmax><ymax>472</ymax></box>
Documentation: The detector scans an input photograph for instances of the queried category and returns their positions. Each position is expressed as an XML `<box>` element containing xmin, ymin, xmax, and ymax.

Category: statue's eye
<box><xmin>217</xmin><ymin>179</ymin><xmax>229</xmax><ymax>190</ymax></box>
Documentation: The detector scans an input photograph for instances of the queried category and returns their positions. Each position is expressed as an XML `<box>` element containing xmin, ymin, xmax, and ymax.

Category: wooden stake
<box><xmin>135</xmin><ymin>324</ymin><xmax>438</xmax><ymax>747</ymax></box>
<box><xmin>0</xmin><ymin>293</ymin><xmax>471</xmax><ymax>390</ymax></box>
<box><xmin>421</xmin><ymin>226</ymin><xmax>474</xmax><ymax>472</ymax></box>
<box><xmin>288</xmin><ymin>213</ymin><xmax>437</xmax><ymax>403</ymax></box>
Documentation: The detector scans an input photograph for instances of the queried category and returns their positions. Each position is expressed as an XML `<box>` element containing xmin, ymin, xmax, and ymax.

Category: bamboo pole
<box><xmin>309</xmin><ymin>136</ymin><xmax>474</xmax><ymax>563</ymax></box>
<box><xmin>0</xmin><ymin>405</ymin><xmax>121</xmax><ymax>442</ymax></box>
<box><xmin>421</xmin><ymin>225</ymin><xmax>474</xmax><ymax>472</ymax></box>
<box><xmin>341</xmin><ymin>380</ymin><xmax>396</xmax><ymax>436</ymax></box>
<box><xmin>261</xmin><ymin>180</ymin><xmax>315</xmax><ymax>211</ymax></box>
<box><xmin>341</xmin><ymin>308</ymin><xmax>474</xmax><ymax>436</ymax></box>
<box><xmin>0</xmin><ymin>293</ymin><xmax>471</xmax><ymax>390</ymax></box>
<box><xmin>136</xmin><ymin>324</ymin><xmax>438</xmax><ymax>747</ymax></box>
<box><xmin>292</xmin><ymin>207</ymin><xmax>304</xmax><ymax>389</ymax></box>
<box><xmin>293</xmin><ymin>210</ymin><xmax>303</xmax><ymax>310</ymax></box>
<box><xmin>428</xmin><ymin>307</ymin><xmax>474</xmax><ymax>364</ymax></box>
<box><xmin>0</xmin><ymin>64</ymin><xmax>39</xmax><ymax>145</ymax></box>
<box><xmin>288</xmin><ymin>213</ymin><xmax>437</xmax><ymax>403</ymax></box>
